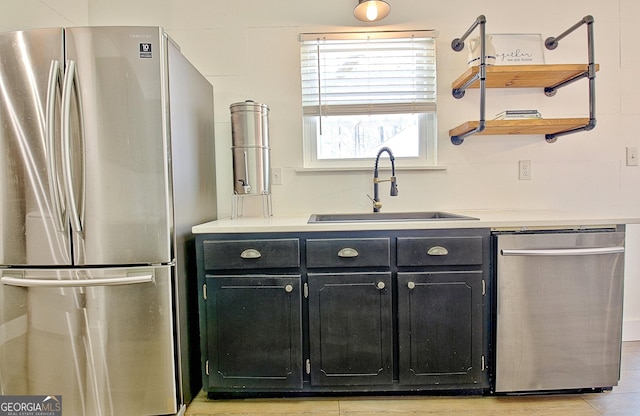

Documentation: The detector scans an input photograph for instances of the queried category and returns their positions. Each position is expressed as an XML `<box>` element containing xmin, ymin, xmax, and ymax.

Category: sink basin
<box><xmin>308</xmin><ymin>211</ymin><xmax>479</xmax><ymax>223</ymax></box>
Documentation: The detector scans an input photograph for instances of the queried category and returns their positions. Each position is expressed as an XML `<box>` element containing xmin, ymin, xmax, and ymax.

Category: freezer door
<box><xmin>64</xmin><ymin>27</ymin><xmax>172</xmax><ymax>265</ymax></box>
<box><xmin>0</xmin><ymin>28</ymin><xmax>72</xmax><ymax>266</ymax></box>
<box><xmin>0</xmin><ymin>266</ymin><xmax>177</xmax><ymax>415</ymax></box>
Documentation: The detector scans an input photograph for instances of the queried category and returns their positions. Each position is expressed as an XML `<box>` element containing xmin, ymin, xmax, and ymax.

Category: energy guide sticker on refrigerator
<box><xmin>0</xmin><ymin>26</ymin><xmax>217</xmax><ymax>415</ymax></box>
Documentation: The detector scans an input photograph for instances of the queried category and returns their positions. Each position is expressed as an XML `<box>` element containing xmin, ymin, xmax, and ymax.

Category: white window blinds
<box><xmin>300</xmin><ymin>31</ymin><xmax>438</xmax><ymax>117</ymax></box>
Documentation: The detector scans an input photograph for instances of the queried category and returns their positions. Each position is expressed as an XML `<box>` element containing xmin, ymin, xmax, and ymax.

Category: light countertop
<box><xmin>192</xmin><ymin>210</ymin><xmax>640</xmax><ymax>234</ymax></box>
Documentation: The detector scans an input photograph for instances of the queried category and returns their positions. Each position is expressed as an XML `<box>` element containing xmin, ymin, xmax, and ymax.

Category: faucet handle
<box><xmin>367</xmin><ymin>194</ymin><xmax>383</xmax><ymax>211</ymax></box>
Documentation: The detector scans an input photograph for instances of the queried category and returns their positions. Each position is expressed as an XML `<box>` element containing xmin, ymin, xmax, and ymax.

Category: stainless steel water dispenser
<box><xmin>230</xmin><ymin>100</ymin><xmax>272</xmax><ymax>217</ymax></box>
<box><xmin>231</xmin><ymin>100</ymin><xmax>270</xmax><ymax>194</ymax></box>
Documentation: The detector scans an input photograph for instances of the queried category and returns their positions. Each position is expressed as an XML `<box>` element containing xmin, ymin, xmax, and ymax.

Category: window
<box><xmin>299</xmin><ymin>30</ymin><xmax>438</xmax><ymax>169</ymax></box>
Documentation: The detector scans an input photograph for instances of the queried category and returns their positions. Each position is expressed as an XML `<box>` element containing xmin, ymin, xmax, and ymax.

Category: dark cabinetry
<box><xmin>396</xmin><ymin>236</ymin><xmax>486</xmax><ymax>387</ymax></box>
<box><xmin>397</xmin><ymin>272</ymin><xmax>484</xmax><ymax>386</ymax></box>
<box><xmin>199</xmin><ymin>238</ymin><xmax>303</xmax><ymax>390</ymax></box>
<box><xmin>195</xmin><ymin>228</ymin><xmax>490</xmax><ymax>396</ymax></box>
<box><xmin>308</xmin><ymin>272</ymin><xmax>393</xmax><ymax>386</ymax></box>
<box><xmin>306</xmin><ymin>238</ymin><xmax>393</xmax><ymax>386</ymax></box>
<box><xmin>397</xmin><ymin>236</ymin><xmax>489</xmax><ymax>388</ymax></box>
<box><xmin>205</xmin><ymin>276</ymin><xmax>302</xmax><ymax>389</ymax></box>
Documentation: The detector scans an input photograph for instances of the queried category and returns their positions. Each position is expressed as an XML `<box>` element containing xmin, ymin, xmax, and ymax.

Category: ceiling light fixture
<box><xmin>354</xmin><ymin>0</ymin><xmax>390</xmax><ymax>22</ymax></box>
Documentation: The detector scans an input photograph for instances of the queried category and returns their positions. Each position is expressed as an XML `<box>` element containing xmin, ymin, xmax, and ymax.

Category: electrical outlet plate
<box><xmin>272</xmin><ymin>167</ymin><xmax>283</xmax><ymax>185</ymax></box>
<box><xmin>519</xmin><ymin>160</ymin><xmax>531</xmax><ymax>180</ymax></box>
<box><xmin>627</xmin><ymin>147</ymin><xmax>638</xmax><ymax>166</ymax></box>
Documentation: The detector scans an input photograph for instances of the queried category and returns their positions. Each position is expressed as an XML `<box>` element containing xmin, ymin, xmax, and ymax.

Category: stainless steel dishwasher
<box><xmin>494</xmin><ymin>228</ymin><xmax>625</xmax><ymax>393</ymax></box>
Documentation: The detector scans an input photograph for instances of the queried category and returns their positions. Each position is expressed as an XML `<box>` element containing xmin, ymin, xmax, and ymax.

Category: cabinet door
<box><xmin>205</xmin><ymin>276</ymin><xmax>302</xmax><ymax>389</ymax></box>
<box><xmin>397</xmin><ymin>272</ymin><xmax>486</xmax><ymax>387</ymax></box>
<box><xmin>307</xmin><ymin>272</ymin><xmax>393</xmax><ymax>386</ymax></box>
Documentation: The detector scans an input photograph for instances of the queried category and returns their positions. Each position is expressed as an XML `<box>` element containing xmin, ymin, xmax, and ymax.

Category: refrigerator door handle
<box><xmin>0</xmin><ymin>274</ymin><xmax>154</xmax><ymax>288</ymax></box>
<box><xmin>46</xmin><ymin>59</ymin><xmax>67</xmax><ymax>233</ymax></box>
<box><xmin>61</xmin><ymin>59</ymin><xmax>85</xmax><ymax>233</ymax></box>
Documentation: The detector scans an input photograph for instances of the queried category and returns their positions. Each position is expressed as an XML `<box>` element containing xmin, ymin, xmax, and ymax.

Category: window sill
<box><xmin>295</xmin><ymin>165</ymin><xmax>448</xmax><ymax>173</ymax></box>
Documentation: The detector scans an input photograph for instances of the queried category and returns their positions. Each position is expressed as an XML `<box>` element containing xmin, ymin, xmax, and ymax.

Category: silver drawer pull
<box><xmin>240</xmin><ymin>248</ymin><xmax>262</xmax><ymax>259</ymax></box>
<box><xmin>407</xmin><ymin>281</ymin><xmax>416</xmax><ymax>290</ymax></box>
<box><xmin>338</xmin><ymin>247</ymin><xmax>359</xmax><ymax>258</ymax></box>
<box><xmin>285</xmin><ymin>284</ymin><xmax>294</xmax><ymax>293</ymax></box>
<box><xmin>427</xmin><ymin>246</ymin><xmax>449</xmax><ymax>256</ymax></box>
<box><xmin>376</xmin><ymin>281</ymin><xmax>385</xmax><ymax>290</ymax></box>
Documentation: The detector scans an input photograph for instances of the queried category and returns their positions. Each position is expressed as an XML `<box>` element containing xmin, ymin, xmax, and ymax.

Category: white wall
<box><xmin>3</xmin><ymin>0</ymin><xmax>639</xmax><ymax>338</ymax></box>
<box><xmin>0</xmin><ymin>0</ymin><xmax>88</xmax><ymax>31</ymax></box>
<box><xmin>83</xmin><ymin>1</ymin><xmax>639</xmax><ymax>217</ymax></box>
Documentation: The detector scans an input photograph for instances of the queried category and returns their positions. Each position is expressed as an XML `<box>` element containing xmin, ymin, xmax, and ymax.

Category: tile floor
<box><xmin>185</xmin><ymin>341</ymin><xmax>640</xmax><ymax>416</ymax></box>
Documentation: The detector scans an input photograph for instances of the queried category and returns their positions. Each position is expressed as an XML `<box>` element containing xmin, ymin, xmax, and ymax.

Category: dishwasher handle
<box><xmin>501</xmin><ymin>246</ymin><xmax>624</xmax><ymax>257</ymax></box>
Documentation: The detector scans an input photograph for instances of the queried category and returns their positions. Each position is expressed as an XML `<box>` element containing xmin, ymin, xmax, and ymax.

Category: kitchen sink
<box><xmin>308</xmin><ymin>211</ymin><xmax>479</xmax><ymax>223</ymax></box>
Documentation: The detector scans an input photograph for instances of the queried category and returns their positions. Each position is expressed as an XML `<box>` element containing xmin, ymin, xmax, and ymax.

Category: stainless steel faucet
<box><xmin>371</xmin><ymin>147</ymin><xmax>398</xmax><ymax>212</ymax></box>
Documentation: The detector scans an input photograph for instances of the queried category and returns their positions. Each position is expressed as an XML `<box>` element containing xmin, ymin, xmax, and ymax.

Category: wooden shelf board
<box><xmin>448</xmin><ymin>118</ymin><xmax>591</xmax><ymax>138</ymax></box>
<box><xmin>451</xmin><ymin>64</ymin><xmax>599</xmax><ymax>89</ymax></box>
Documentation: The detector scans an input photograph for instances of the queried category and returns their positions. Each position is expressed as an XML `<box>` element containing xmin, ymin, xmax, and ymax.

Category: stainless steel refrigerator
<box><xmin>0</xmin><ymin>26</ymin><xmax>216</xmax><ymax>415</ymax></box>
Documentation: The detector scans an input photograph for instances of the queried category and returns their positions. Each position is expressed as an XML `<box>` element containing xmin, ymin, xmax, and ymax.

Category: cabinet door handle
<box><xmin>427</xmin><ymin>246</ymin><xmax>449</xmax><ymax>256</ymax></box>
<box><xmin>285</xmin><ymin>284</ymin><xmax>294</xmax><ymax>293</ymax></box>
<box><xmin>337</xmin><ymin>247</ymin><xmax>359</xmax><ymax>258</ymax></box>
<box><xmin>240</xmin><ymin>248</ymin><xmax>262</xmax><ymax>259</ymax></box>
<box><xmin>407</xmin><ymin>281</ymin><xmax>416</xmax><ymax>289</ymax></box>
<box><xmin>376</xmin><ymin>281</ymin><xmax>385</xmax><ymax>290</ymax></box>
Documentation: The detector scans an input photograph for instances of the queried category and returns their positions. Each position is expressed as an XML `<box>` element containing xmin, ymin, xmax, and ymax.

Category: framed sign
<box><xmin>490</xmin><ymin>34</ymin><xmax>545</xmax><ymax>65</ymax></box>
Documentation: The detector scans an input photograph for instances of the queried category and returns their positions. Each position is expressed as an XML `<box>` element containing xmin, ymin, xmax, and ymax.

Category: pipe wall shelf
<box><xmin>449</xmin><ymin>118</ymin><xmax>592</xmax><ymax>141</ymax></box>
<box><xmin>451</xmin><ymin>64</ymin><xmax>599</xmax><ymax>90</ymax></box>
<box><xmin>449</xmin><ymin>15</ymin><xmax>597</xmax><ymax>145</ymax></box>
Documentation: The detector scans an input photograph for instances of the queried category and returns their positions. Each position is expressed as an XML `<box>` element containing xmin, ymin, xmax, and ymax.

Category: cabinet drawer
<box><xmin>203</xmin><ymin>239</ymin><xmax>300</xmax><ymax>270</ymax></box>
<box><xmin>397</xmin><ymin>236</ymin><xmax>483</xmax><ymax>266</ymax></box>
<box><xmin>306</xmin><ymin>238</ymin><xmax>391</xmax><ymax>268</ymax></box>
